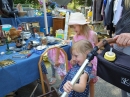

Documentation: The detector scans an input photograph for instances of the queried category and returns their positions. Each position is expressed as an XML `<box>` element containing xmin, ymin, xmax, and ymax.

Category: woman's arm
<box><xmin>72</xmin><ymin>38</ymin><xmax>75</xmax><ymax>45</ymax></box>
<box><xmin>114</xmin><ymin>33</ymin><xmax>130</xmax><ymax>46</ymax></box>
<box><xmin>93</xmin><ymin>32</ymin><xmax>102</xmax><ymax>53</ymax></box>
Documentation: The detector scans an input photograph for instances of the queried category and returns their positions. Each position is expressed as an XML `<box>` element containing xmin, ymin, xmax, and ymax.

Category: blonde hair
<box><xmin>69</xmin><ymin>24</ymin><xmax>91</xmax><ymax>38</ymax></box>
<box><xmin>80</xmin><ymin>24</ymin><xmax>91</xmax><ymax>38</ymax></box>
<box><xmin>125</xmin><ymin>0</ymin><xmax>130</xmax><ymax>9</ymax></box>
<box><xmin>72</xmin><ymin>40</ymin><xmax>93</xmax><ymax>54</ymax></box>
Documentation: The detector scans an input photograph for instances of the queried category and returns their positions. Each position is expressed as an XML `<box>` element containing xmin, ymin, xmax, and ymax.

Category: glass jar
<box><xmin>41</xmin><ymin>37</ymin><xmax>47</xmax><ymax>45</ymax></box>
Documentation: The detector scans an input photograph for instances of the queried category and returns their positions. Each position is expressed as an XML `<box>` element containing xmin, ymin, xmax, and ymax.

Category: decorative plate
<box><xmin>0</xmin><ymin>59</ymin><xmax>15</xmax><ymax>67</ymax></box>
<box><xmin>36</xmin><ymin>45</ymin><xmax>47</xmax><ymax>50</ymax></box>
<box><xmin>19</xmin><ymin>50</ymin><xmax>30</xmax><ymax>54</ymax></box>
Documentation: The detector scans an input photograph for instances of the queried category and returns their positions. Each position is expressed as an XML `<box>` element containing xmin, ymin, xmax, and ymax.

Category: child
<box><xmin>59</xmin><ymin>40</ymin><xmax>93</xmax><ymax>97</ymax></box>
<box><xmin>68</xmin><ymin>12</ymin><xmax>98</xmax><ymax>97</ymax></box>
<box><xmin>48</xmin><ymin>47</ymin><xmax>66</xmax><ymax>85</ymax></box>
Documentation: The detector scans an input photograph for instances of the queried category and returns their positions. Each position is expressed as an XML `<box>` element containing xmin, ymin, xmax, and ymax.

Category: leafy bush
<box><xmin>14</xmin><ymin>0</ymin><xmax>38</xmax><ymax>5</ymax></box>
<box><xmin>75</xmin><ymin>0</ymin><xmax>92</xmax><ymax>6</ymax></box>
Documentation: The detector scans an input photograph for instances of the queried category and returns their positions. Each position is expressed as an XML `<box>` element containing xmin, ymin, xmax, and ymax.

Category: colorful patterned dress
<box><xmin>48</xmin><ymin>48</ymin><xmax>66</xmax><ymax>76</ymax></box>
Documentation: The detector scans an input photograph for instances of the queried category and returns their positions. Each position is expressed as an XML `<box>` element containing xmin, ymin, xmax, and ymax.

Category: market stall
<box><xmin>0</xmin><ymin>16</ymin><xmax>53</xmax><ymax>33</ymax></box>
<box><xmin>0</xmin><ymin>37</ymin><xmax>71</xmax><ymax>96</ymax></box>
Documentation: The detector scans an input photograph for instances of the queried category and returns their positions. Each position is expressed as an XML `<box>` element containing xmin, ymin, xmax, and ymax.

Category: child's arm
<box><xmin>54</xmin><ymin>48</ymin><xmax>60</xmax><ymax>67</ymax></box>
<box><xmin>63</xmin><ymin>73</ymin><xmax>88</xmax><ymax>93</ymax></box>
<box><xmin>72</xmin><ymin>38</ymin><xmax>75</xmax><ymax>45</ymax></box>
<box><xmin>72</xmin><ymin>73</ymin><xmax>88</xmax><ymax>92</ymax></box>
<box><xmin>93</xmin><ymin>32</ymin><xmax>98</xmax><ymax>45</ymax></box>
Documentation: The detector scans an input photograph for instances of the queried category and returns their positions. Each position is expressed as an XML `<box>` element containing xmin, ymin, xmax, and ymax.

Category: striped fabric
<box><xmin>41</xmin><ymin>61</ymin><xmax>48</xmax><ymax>74</ymax></box>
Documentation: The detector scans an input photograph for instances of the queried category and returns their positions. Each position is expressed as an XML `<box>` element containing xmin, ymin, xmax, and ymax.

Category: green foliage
<box><xmin>14</xmin><ymin>0</ymin><xmax>39</xmax><ymax>9</ymax></box>
<box><xmin>14</xmin><ymin>0</ymin><xmax>24</xmax><ymax>4</ymax></box>
<box><xmin>14</xmin><ymin>0</ymin><xmax>39</xmax><ymax>5</ymax></box>
<box><xmin>75</xmin><ymin>0</ymin><xmax>92</xmax><ymax>6</ymax></box>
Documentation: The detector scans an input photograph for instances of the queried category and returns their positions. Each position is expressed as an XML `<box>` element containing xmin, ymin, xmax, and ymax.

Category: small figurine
<box><xmin>15</xmin><ymin>39</ymin><xmax>22</xmax><ymax>48</ymax></box>
<box><xmin>27</xmin><ymin>41</ymin><xmax>33</xmax><ymax>50</ymax></box>
<box><xmin>0</xmin><ymin>25</ymin><xmax>5</xmax><ymax>45</ymax></box>
<box><xmin>6</xmin><ymin>33</ymin><xmax>11</xmax><ymax>42</ymax></box>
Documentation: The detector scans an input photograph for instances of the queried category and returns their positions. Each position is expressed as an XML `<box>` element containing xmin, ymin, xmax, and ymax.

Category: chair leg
<box><xmin>51</xmin><ymin>87</ymin><xmax>59</xmax><ymax>97</ymax></box>
<box><xmin>43</xmin><ymin>80</ymin><xmax>49</xmax><ymax>93</ymax></box>
<box><xmin>30</xmin><ymin>83</ymin><xmax>39</xmax><ymax>97</ymax></box>
<box><xmin>29</xmin><ymin>80</ymin><xmax>50</xmax><ymax>97</ymax></box>
<box><xmin>6</xmin><ymin>91</ymin><xmax>18</xmax><ymax>97</ymax></box>
<box><xmin>37</xmin><ymin>87</ymin><xmax>59</xmax><ymax>97</ymax></box>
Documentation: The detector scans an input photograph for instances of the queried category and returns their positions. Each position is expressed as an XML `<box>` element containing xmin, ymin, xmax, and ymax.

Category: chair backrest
<box><xmin>38</xmin><ymin>46</ymin><xmax>69</xmax><ymax>94</ymax></box>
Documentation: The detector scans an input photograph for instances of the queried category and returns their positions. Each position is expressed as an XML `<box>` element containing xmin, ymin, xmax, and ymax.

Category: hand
<box><xmin>54</xmin><ymin>61</ymin><xmax>60</xmax><ymax>67</ymax></box>
<box><xmin>114</xmin><ymin>33</ymin><xmax>130</xmax><ymax>47</ymax></box>
<box><xmin>70</xmin><ymin>59</ymin><xmax>76</xmax><ymax>65</ymax></box>
<box><xmin>63</xmin><ymin>81</ymin><xmax>73</xmax><ymax>93</ymax></box>
<box><xmin>64</xmin><ymin>40</ymin><xmax>71</xmax><ymax>44</ymax></box>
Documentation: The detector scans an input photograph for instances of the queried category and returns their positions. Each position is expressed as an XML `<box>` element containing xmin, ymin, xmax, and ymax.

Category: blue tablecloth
<box><xmin>0</xmin><ymin>43</ymin><xmax>71</xmax><ymax>97</ymax></box>
<box><xmin>0</xmin><ymin>16</ymin><xmax>53</xmax><ymax>28</ymax></box>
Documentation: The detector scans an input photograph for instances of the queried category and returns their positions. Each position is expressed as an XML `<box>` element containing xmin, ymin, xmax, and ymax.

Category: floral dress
<box><xmin>59</xmin><ymin>64</ymin><xmax>92</xmax><ymax>97</ymax></box>
<box><xmin>48</xmin><ymin>48</ymin><xmax>66</xmax><ymax>76</ymax></box>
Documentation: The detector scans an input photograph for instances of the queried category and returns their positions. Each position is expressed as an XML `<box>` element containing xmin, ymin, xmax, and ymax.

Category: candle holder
<box><xmin>0</xmin><ymin>25</ymin><xmax>5</xmax><ymax>45</ymax></box>
<box><xmin>30</xmin><ymin>23</ymin><xmax>35</xmax><ymax>38</ymax></box>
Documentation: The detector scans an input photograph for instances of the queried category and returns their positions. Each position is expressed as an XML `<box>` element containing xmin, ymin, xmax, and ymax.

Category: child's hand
<box><xmin>64</xmin><ymin>40</ymin><xmax>70</xmax><ymax>44</ymax></box>
<box><xmin>70</xmin><ymin>59</ymin><xmax>76</xmax><ymax>65</ymax></box>
<box><xmin>54</xmin><ymin>61</ymin><xmax>60</xmax><ymax>67</ymax></box>
<box><xmin>63</xmin><ymin>81</ymin><xmax>73</xmax><ymax>93</ymax></box>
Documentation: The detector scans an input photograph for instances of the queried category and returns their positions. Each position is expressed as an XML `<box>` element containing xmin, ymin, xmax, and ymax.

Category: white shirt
<box><xmin>112</xmin><ymin>0</ymin><xmax>123</xmax><ymax>25</ymax></box>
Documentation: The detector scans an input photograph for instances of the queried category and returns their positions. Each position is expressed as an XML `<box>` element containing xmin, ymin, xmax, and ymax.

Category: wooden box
<box><xmin>52</xmin><ymin>17</ymin><xmax>65</xmax><ymax>36</ymax></box>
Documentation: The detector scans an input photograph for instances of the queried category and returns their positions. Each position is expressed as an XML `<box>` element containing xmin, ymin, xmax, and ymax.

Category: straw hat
<box><xmin>68</xmin><ymin>12</ymin><xmax>89</xmax><ymax>25</ymax></box>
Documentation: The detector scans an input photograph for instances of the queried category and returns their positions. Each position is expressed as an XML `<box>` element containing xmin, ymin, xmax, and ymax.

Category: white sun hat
<box><xmin>68</xmin><ymin>12</ymin><xmax>90</xmax><ymax>25</ymax></box>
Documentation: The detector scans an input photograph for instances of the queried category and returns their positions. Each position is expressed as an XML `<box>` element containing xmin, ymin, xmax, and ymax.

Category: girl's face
<box><xmin>72</xmin><ymin>49</ymin><xmax>87</xmax><ymax>66</ymax></box>
<box><xmin>72</xmin><ymin>25</ymin><xmax>81</xmax><ymax>35</ymax></box>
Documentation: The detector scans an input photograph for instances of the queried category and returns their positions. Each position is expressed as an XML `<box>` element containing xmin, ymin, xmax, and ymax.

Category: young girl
<box><xmin>68</xmin><ymin>12</ymin><xmax>98</xmax><ymax>97</ymax></box>
<box><xmin>48</xmin><ymin>47</ymin><xmax>66</xmax><ymax>85</ymax></box>
<box><xmin>59</xmin><ymin>40</ymin><xmax>93</xmax><ymax>97</ymax></box>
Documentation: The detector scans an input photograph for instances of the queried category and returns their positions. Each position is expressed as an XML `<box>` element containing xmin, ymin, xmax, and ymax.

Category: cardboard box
<box><xmin>56</xmin><ymin>33</ymin><xmax>64</xmax><ymax>39</ymax></box>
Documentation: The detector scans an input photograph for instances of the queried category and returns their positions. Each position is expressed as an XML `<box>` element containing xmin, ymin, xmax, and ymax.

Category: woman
<box><xmin>113</xmin><ymin>0</ymin><xmax>130</xmax><ymax>97</ymax></box>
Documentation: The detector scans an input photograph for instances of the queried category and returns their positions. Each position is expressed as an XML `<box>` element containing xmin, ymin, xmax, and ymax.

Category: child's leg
<box><xmin>89</xmin><ymin>80</ymin><xmax>95</xmax><ymax>97</ymax></box>
<box><xmin>60</xmin><ymin>75</ymin><xmax>65</xmax><ymax>81</ymax></box>
<box><xmin>51</xmin><ymin>63</ymin><xmax>56</xmax><ymax>77</ymax></box>
<box><xmin>58</xmin><ymin>64</ymin><xmax>66</xmax><ymax>81</ymax></box>
<box><xmin>49</xmin><ymin>64</ymin><xmax>56</xmax><ymax>85</ymax></box>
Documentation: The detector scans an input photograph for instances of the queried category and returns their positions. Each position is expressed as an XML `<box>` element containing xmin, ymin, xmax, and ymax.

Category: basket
<box><xmin>18</xmin><ymin>11</ymin><xmax>27</xmax><ymax>17</ymax></box>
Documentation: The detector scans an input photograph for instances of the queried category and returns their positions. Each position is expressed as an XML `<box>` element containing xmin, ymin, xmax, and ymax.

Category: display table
<box><xmin>0</xmin><ymin>42</ymin><xmax>71</xmax><ymax>96</ymax></box>
<box><xmin>0</xmin><ymin>16</ymin><xmax>53</xmax><ymax>33</ymax></box>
